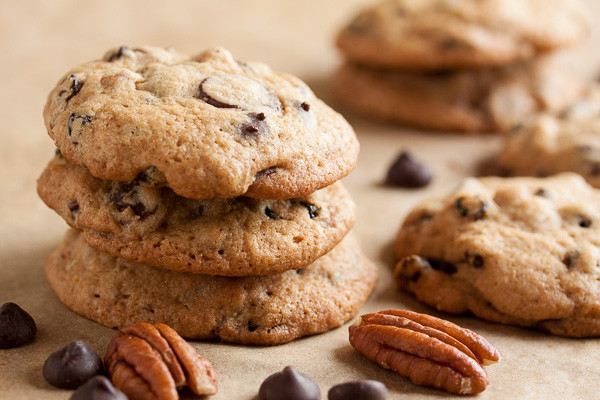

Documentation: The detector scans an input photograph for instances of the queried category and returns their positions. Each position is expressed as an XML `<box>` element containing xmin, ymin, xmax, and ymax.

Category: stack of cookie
<box><xmin>37</xmin><ymin>45</ymin><xmax>378</xmax><ymax>345</ymax></box>
<box><xmin>333</xmin><ymin>0</ymin><xmax>589</xmax><ymax>133</ymax></box>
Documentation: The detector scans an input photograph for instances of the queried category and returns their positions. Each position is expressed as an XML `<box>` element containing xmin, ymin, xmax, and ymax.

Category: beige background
<box><xmin>1</xmin><ymin>1</ymin><xmax>600</xmax><ymax>399</ymax></box>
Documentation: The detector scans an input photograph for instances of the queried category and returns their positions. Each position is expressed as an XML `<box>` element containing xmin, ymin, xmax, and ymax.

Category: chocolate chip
<box><xmin>58</xmin><ymin>75</ymin><xmax>84</xmax><ymax>103</ymax></box>
<box><xmin>465</xmin><ymin>251</ymin><xmax>484</xmax><ymax>268</ymax></box>
<box><xmin>67</xmin><ymin>113</ymin><xmax>92</xmax><ymax>144</ymax></box>
<box><xmin>300</xmin><ymin>202</ymin><xmax>320</xmax><ymax>219</ymax></box>
<box><xmin>68</xmin><ymin>200</ymin><xmax>80</xmax><ymax>212</ymax></box>
<box><xmin>106</xmin><ymin>46</ymin><xmax>130</xmax><ymax>62</ymax></box>
<box><xmin>0</xmin><ymin>302</ymin><xmax>36</xmax><ymax>349</ymax></box>
<box><xmin>439</xmin><ymin>38</ymin><xmax>469</xmax><ymax>51</ymax></box>
<box><xmin>577</xmin><ymin>215</ymin><xmax>592</xmax><ymax>228</ymax></box>
<box><xmin>70</xmin><ymin>376</ymin><xmax>127</xmax><ymax>400</ymax></box>
<box><xmin>328</xmin><ymin>380</ymin><xmax>388</xmax><ymax>400</ymax></box>
<box><xmin>300</xmin><ymin>102</ymin><xmax>310</xmax><ymax>111</ymax></box>
<box><xmin>534</xmin><ymin>188</ymin><xmax>549</xmax><ymax>197</ymax></box>
<box><xmin>109</xmin><ymin>182</ymin><xmax>154</xmax><ymax>219</ymax></box>
<box><xmin>198</xmin><ymin>77</ymin><xmax>240</xmax><ymax>109</ymax></box>
<box><xmin>259</xmin><ymin>366</ymin><xmax>320</xmax><ymax>400</ymax></box>
<box><xmin>43</xmin><ymin>340</ymin><xmax>103</xmax><ymax>389</ymax></box>
<box><xmin>454</xmin><ymin>196</ymin><xmax>489</xmax><ymax>220</ymax></box>
<box><xmin>591</xmin><ymin>163</ymin><xmax>600</xmax><ymax>176</ymax></box>
<box><xmin>562</xmin><ymin>250</ymin><xmax>580</xmax><ymax>268</ymax></box>
<box><xmin>385</xmin><ymin>152</ymin><xmax>433</xmax><ymax>188</ymax></box>
<box><xmin>265</xmin><ymin>207</ymin><xmax>283</xmax><ymax>220</ymax></box>
<box><xmin>241</xmin><ymin>112</ymin><xmax>269</xmax><ymax>136</ymax></box>
<box><xmin>296</xmin><ymin>268</ymin><xmax>305</xmax><ymax>275</ymax></box>
<box><xmin>135</xmin><ymin>167</ymin><xmax>166</xmax><ymax>187</ymax></box>
<box><xmin>426</xmin><ymin>258</ymin><xmax>457</xmax><ymax>275</ymax></box>
<box><xmin>248</xmin><ymin>321</ymin><xmax>259</xmax><ymax>332</ymax></box>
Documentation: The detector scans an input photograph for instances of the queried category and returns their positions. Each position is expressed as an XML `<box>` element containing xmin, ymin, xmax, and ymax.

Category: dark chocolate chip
<box><xmin>300</xmin><ymin>202</ymin><xmax>320</xmax><ymax>219</ymax></box>
<box><xmin>296</xmin><ymin>268</ymin><xmax>304</xmax><ymax>275</ymax></box>
<box><xmin>465</xmin><ymin>251</ymin><xmax>484</xmax><ymax>268</ymax></box>
<box><xmin>198</xmin><ymin>77</ymin><xmax>239</xmax><ymax>109</ymax></box>
<box><xmin>385</xmin><ymin>152</ymin><xmax>433</xmax><ymax>188</ymax></box>
<box><xmin>577</xmin><ymin>215</ymin><xmax>592</xmax><ymax>228</ymax></box>
<box><xmin>426</xmin><ymin>258</ymin><xmax>457</xmax><ymax>275</ymax></box>
<box><xmin>562</xmin><ymin>250</ymin><xmax>580</xmax><ymax>269</ymax></box>
<box><xmin>241</xmin><ymin>112</ymin><xmax>268</xmax><ymax>136</ymax></box>
<box><xmin>300</xmin><ymin>102</ymin><xmax>310</xmax><ymax>111</ymax></box>
<box><xmin>454</xmin><ymin>196</ymin><xmax>489</xmax><ymax>220</ymax></box>
<box><xmin>70</xmin><ymin>376</ymin><xmax>127</xmax><ymax>400</ymax></box>
<box><xmin>59</xmin><ymin>75</ymin><xmax>84</xmax><ymax>103</ymax></box>
<box><xmin>248</xmin><ymin>321</ymin><xmax>259</xmax><ymax>332</ymax></box>
<box><xmin>68</xmin><ymin>200</ymin><xmax>80</xmax><ymax>212</ymax></box>
<box><xmin>265</xmin><ymin>207</ymin><xmax>283</xmax><ymax>220</ymax></box>
<box><xmin>67</xmin><ymin>113</ymin><xmax>92</xmax><ymax>144</ymax></box>
<box><xmin>135</xmin><ymin>167</ymin><xmax>166</xmax><ymax>187</ymax></box>
<box><xmin>43</xmin><ymin>340</ymin><xmax>103</xmax><ymax>389</ymax></box>
<box><xmin>106</xmin><ymin>46</ymin><xmax>130</xmax><ymax>62</ymax></box>
<box><xmin>534</xmin><ymin>188</ymin><xmax>549</xmax><ymax>197</ymax></box>
<box><xmin>0</xmin><ymin>302</ymin><xmax>36</xmax><ymax>349</ymax></box>
<box><xmin>55</xmin><ymin>148</ymin><xmax>63</xmax><ymax>158</ymax></box>
<box><xmin>259</xmin><ymin>366</ymin><xmax>320</xmax><ymax>400</ymax></box>
<box><xmin>328</xmin><ymin>380</ymin><xmax>388</xmax><ymax>400</ymax></box>
<box><xmin>109</xmin><ymin>182</ymin><xmax>154</xmax><ymax>219</ymax></box>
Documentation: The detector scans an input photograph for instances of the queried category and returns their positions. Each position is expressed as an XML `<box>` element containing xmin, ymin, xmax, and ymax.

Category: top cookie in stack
<box><xmin>333</xmin><ymin>0</ymin><xmax>590</xmax><ymax>133</ymax></box>
<box><xmin>38</xmin><ymin>46</ymin><xmax>377</xmax><ymax>344</ymax></box>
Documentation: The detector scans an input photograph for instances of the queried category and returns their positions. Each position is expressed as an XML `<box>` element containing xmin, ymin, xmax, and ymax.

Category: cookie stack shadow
<box><xmin>37</xmin><ymin>45</ymin><xmax>378</xmax><ymax>345</ymax></box>
<box><xmin>332</xmin><ymin>0</ymin><xmax>590</xmax><ymax>133</ymax></box>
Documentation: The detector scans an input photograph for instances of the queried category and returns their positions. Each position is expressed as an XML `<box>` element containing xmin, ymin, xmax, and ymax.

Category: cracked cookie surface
<box><xmin>45</xmin><ymin>230</ymin><xmax>378</xmax><ymax>345</ymax></box>
<box><xmin>44</xmin><ymin>45</ymin><xmax>358</xmax><ymax>199</ymax></box>
<box><xmin>394</xmin><ymin>174</ymin><xmax>600</xmax><ymax>337</ymax></box>
<box><xmin>37</xmin><ymin>154</ymin><xmax>355</xmax><ymax>276</ymax></box>
<box><xmin>337</xmin><ymin>0</ymin><xmax>588</xmax><ymax>69</ymax></box>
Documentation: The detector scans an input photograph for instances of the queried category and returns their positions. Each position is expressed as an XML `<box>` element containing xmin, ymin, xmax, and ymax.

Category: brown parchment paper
<box><xmin>1</xmin><ymin>1</ymin><xmax>600</xmax><ymax>399</ymax></box>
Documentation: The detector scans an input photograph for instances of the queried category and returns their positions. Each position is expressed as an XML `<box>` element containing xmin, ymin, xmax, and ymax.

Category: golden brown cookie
<box><xmin>37</xmin><ymin>154</ymin><xmax>356</xmax><ymax>276</ymax></box>
<box><xmin>497</xmin><ymin>86</ymin><xmax>600</xmax><ymax>186</ymax></box>
<box><xmin>337</xmin><ymin>0</ymin><xmax>589</xmax><ymax>69</ymax></box>
<box><xmin>45</xmin><ymin>230</ymin><xmax>378</xmax><ymax>345</ymax></box>
<box><xmin>44</xmin><ymin>45</ymin><xmax>359</xmax><ymax>199</ymax></box>
<box><xmin>332</xmin><ymin>59</ymin><xmax>583</xmax><ymax>133</ymax></box>
<box><xmin>394</xmin><ymin>174</ymin><xmax>600</xmax><ymax>337</ymax></box>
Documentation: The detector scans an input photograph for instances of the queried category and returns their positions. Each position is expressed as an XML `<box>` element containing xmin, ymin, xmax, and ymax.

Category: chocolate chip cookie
<box><xmin>332</xmin><ymin>59</ymin><xmax>583</xmax><ymax>133</ymax></box>
<box><xmin>337</xmin><ymin>0</ymin><xmax>589</xmax><ymax>69</ymax></box>
<box><xmin>37</xmin><ymin>154</ymin><xmax>355</xmax><ymax>276</ymax></box>
<box><xmin>394</xmin><ymin>174</ymin><xmax>600</xmax><ymax>337</ymax></box>
<box><xmin>44</xmin><ymin>45</ymin><xmax>359</xmax><ymax>199</ymax></box>
<box><xmin>497</xmin><ymin>86</ymin><xmax>600</xmax><ymax>186</ymax></box>
<box><xmin>45</xmin><ymin>230</ymin><xmax>378</xmax><ymax>345</ymax></box>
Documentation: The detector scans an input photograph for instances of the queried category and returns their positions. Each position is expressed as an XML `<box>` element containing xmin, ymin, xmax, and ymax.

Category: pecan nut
<box><xmin>105</xmin><ymin>322</ymin><xmax>218</xmax><ymax>400</ymax></box>
<box><xmin>348</xmin><ymin>310</ymin><xmax>501</xmax><ymax>395</ymax></box>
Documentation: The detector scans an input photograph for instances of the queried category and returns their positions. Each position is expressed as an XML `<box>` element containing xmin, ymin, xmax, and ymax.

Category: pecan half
<box><xmin>348</xmin><ymin>310</ymin><xmax>501</xmax><ymax>395</ymax></box>
<box><xmin>105</xmin><ymin>322</ymin><xmax>218</xmax><ymax>400</ymax></box>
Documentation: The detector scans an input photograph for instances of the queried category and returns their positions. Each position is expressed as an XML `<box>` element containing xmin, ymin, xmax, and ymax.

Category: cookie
<box><xmin>332</xmin><ymin>59</ymin><xmax>583</xmax><ymax>133</ymax></box>
<box><xmin>43</xmin><ymin>45</ymin><xmax>359</xmax><ymax>200</ymax></box>
<box><xmin>497</xmin><ymin>87</ymin><xmax>600</xmax><ymax>186</ymax></box>
<box><xmin>336</xmin><ymin>0</ymin><xmax>589</xmax><ymax>69</ymax></box>
<box><xmin>394</xmin><ymin>173</ymin><xmax>600</xmax><ymax>337</ymax></box>
<box><xmin>37</xmin><ymin>154</ymin><xmax>355</xmax><ymax>276</ymax></box>
<box><xmin>45</xmin><ymin>230</ymin><xmax>378</xmax><ymax>345</ymax></box>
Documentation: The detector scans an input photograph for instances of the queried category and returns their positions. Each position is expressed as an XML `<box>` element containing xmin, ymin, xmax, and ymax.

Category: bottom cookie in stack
<box><xmin>46</xmin><ymin>229</ymin><xmax>378</xmax><ymax>345</ymax></box>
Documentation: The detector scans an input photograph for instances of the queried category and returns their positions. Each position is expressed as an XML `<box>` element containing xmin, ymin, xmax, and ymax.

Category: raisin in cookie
<box><xmin>337</xmin><ymin>0</ymin><xmax>589</xmax><ymax>69</ymax></box>
<box><xmin>45</xmin><ymin>230</ymin><xmax>378</xmax><ymax>345</ymax></box>
<box><xmin>44</xmin><ymin>45</ymin><xmax>359</xmax><ymax>199</ymax></box>
<box><xmin>37</xmin><ymin>154</ymin><xmax>355</xmax><ymax>276</ymax></box>
<box><xmin>332</xmin><ymin>59</ymin><xmax>583</xmax><ymax>133</ymax></box>
<box><xmin>497</xmin><ymin>87</ymin><xmax>600</xmax><ymax>186</ymax></box>
<box><xmin>394</xmin><ymin>174</ymin><xmax>600</xmax><ymax>337</ymax></box>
